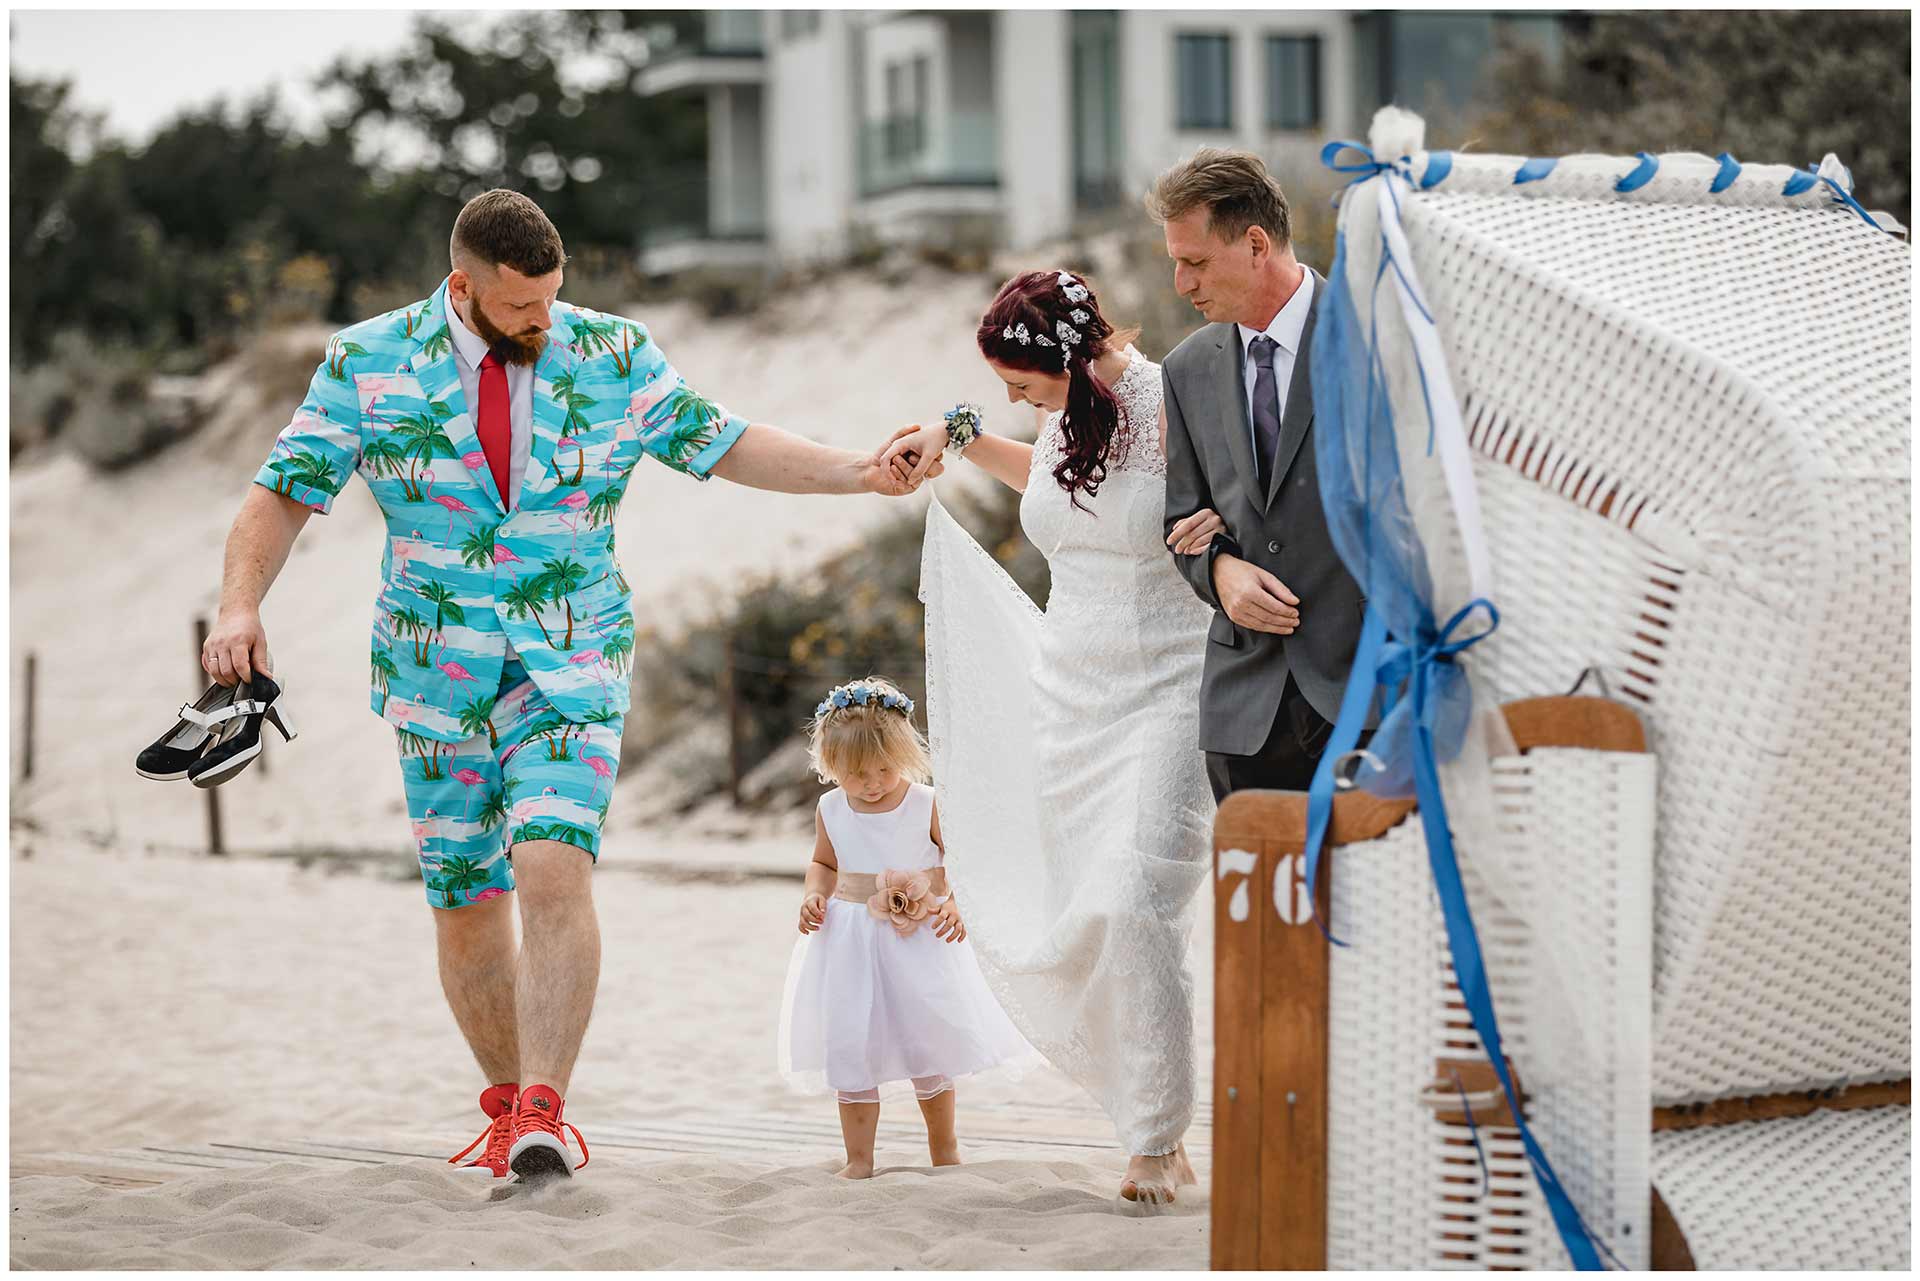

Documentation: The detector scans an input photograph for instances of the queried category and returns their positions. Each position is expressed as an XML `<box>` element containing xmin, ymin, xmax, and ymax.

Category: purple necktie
<box><xmin>1249</xmin><ymin>334</ymin><xmax>1282</xmax><ymax>489</ymax></box>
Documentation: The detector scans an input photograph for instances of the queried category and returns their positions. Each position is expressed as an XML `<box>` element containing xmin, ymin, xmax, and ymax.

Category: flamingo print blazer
<box><xmin>254</xmin><ymin>276</ymin><xmax>748</xmax><ymax>745</ymax></box>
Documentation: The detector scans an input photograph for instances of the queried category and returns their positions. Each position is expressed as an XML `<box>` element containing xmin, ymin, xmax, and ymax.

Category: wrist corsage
<box><xmin>943</xmin><ymin>402</ymin><xmax>986</xmax><ymax>456</ymax></box>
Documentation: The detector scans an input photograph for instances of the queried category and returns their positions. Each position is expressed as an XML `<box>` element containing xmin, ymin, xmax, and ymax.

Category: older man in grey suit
<box><xmin>1151</xmin><ymin>149</ymin><xmax>1368</xmax><ymax>802</ymax></box>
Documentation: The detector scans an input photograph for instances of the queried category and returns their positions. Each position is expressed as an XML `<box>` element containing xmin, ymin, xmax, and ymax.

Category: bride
<box><xmin>883</xmin><ymin>270</ymin><xmax>1220</xmax><ymax>1204</ymax></box>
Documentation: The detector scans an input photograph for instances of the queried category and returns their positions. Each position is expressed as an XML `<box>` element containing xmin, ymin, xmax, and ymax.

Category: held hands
<box><xmin>1212</xmin><ymin>554</ymin><xmax>1302</xmax><ymax>636</ymax></box>
<box><xmin>202</xmin><ymin>608</ymin><xmax>273</xmax><ymax>687</ymax></box>
<box><xmin>930</xmin><ymin>896</ymin><xmax>966</xmax><ymax>943</ymax></box>
<box><xmin>799</xmin><ymin>893</ymin><xmax>828</xmax><ymax>935</ymax></box>
<box><xmin>863</xmin><ymin>425</ymin><xmax>947</xmax><ymax>496</ymax></box>
<box><xmin>879</xmin><ymin>423</ymin><xmax>950</xmax><ymax>490</ymax></box>
<box><xmin>1166</xmin><ymin>509</ymin><xmax>1227</xmax><ymax>556</ymax></box>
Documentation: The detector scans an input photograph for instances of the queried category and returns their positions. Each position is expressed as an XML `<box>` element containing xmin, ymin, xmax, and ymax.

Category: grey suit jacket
<box><xmin>1161</xmin><ymin>268</ymin><xmax>1368</xmax><ymax>757</ymax></box>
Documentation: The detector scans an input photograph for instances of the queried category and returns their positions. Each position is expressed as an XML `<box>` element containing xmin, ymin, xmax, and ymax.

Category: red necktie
<box><xmin>476</xmin><ymin>352</ymin><xmax>512</xmax><ymax>505</ymax></box>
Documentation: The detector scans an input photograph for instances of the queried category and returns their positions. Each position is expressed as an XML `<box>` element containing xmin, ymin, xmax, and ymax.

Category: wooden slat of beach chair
<box><xmin>1210</xmin><ymin>695</ymin><xmax>1645</xmax><ymax>1270</ymax></box>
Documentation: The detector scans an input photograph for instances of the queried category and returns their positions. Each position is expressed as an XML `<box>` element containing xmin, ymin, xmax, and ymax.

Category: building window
<box><xmin>1266</xmin><ymin>35</ymin><xmax>1321</xmax><ymax>130</ymax></box>
<box><xmin>1175</xmin><ymin>33</ymin><xmax>1233</xmax><ymax>131</ymax></box>
<box><xmin>780</xmin><ymin>11</ymin><xmax>820</xmax><ymax>42</ymax></box>
<box><xmin>882</xmin><ymin>55</ymin><xmax>930</xmax><ymax>164</ymax></box>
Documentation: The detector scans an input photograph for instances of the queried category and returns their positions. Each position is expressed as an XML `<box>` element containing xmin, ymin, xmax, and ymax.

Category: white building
<box><xmin>636</xmin><ymin>9</ymin><xmax>1567</xmax><ymax>275</ymax></box>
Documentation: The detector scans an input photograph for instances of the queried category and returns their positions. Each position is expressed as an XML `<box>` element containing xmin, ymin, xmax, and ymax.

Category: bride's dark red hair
<box><xmin>976</xmin><ymin>271</ymin><xmax>1138</xmax><ymax>511</ymax></box>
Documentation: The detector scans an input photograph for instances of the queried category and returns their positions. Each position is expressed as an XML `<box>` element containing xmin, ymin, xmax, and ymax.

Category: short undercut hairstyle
<box><xmin>1144</xmin><ymin>147</ymin><xmax>1292</xmax><ymax>249</ymax></box>
<box><xmin>450</xmin><ymin>189</ymin><xmax>568</xmax><ymax>277</ymax></box>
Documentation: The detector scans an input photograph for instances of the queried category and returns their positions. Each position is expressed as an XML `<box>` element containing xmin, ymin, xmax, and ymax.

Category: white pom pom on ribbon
<box><xmin>1369</xmin><ymin>106</ymin><xmax>1427</xmax><ymax>162</ymax></box>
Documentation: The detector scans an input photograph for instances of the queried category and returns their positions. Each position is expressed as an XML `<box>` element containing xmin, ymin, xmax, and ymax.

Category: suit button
<box><xmin>1267</xmin><ymin>540</ymin><xmax>1281</xmax><ymax>555</ymax></box>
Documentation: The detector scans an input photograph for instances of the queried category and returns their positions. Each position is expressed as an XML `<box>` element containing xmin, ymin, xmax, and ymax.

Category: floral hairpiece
<box><xmin>814</xmin><ymin>681</ymin><xmax>916</xmax><ymax>720</ymax></box>
<box><xmin>999</xmin><ymin>274</ymin><xmax>1092</xmax><ymax>370</ymax></box>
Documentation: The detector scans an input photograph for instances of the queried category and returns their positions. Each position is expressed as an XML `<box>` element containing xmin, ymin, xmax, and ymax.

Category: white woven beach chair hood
<box><xmin>1309</xmin><ymin>107</ymin><xmax>1910</xmax><ymax>1270</ymax></box>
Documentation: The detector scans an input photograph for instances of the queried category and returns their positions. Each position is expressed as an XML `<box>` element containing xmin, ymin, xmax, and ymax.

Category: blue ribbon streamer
<box><xmin>1308</xmin><ymin>144</ymin><xmax>1612</xmax><ymax>1270</ymax></box>
<box><xmin>1301</xmin><ymin>597</ymin><xmax>1496</xmax><ymax>941</ymax></box>
<box><xmin>1449</xmin><ymin>1069</ymin><xmax>1492</xmax><ymax>1202</ymax></box>
<box><xmin>1786</xmin><ymin>161</ymin><xmax>1886</xmax><ymax>230</ymax></box>
<box><xmin>1420</xmin><ymin>151</ymin><xmax>1454</xmax><ymax>189</ymax></box>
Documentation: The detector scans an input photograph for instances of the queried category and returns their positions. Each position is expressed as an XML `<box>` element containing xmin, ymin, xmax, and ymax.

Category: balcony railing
<box><xmin>636</xmin><ymin>175</ymin><xmax>766</xmax><ymax>252</ymax></box>
<box><xmin>858</xmin><ymin>109</ymin><xmax>999</xmax><ymax>197</ymax></box>
<box><xmin>650</xmin><ymin>12</ymin><xmax>766</xmax><ymax>63</ymax></box>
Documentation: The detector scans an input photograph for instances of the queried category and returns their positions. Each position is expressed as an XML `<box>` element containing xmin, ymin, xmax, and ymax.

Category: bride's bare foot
<box><xmin>1119</xmin><ymin>1144</ymin><xmax>1198</xmax><ymax>1205</ymax></box>
<box><xmin>929</xmin><ymin>1142</ymin><xmax>962</xmax><ymax>1168</ymax></box>
<box><xmin>836</xmin><ymin>1159</ymin><xmax>875</xmax><ymax>1180</ymax></box>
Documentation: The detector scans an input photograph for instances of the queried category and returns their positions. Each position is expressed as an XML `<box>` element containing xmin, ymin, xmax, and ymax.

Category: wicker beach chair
<box><xmin>1211</xmin><ymin>122</ymin><xmax>1911</xmax><ymax>1270</ymax></box>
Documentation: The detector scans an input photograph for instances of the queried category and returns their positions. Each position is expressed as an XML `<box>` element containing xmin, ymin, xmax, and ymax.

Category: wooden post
<box><xmin>21</xmin><ymin>652</ymin><xmax>35</xmax><ymax>782</ymax></box>
<box><xmin>1209</xmin><ymin>698</ymin><xmax>1649</xmax><ymax>1269</ymax></box>
<box><xmin>193</xmin><ymin>617</ymin><xmax>225</xmax><ymax>856</ymax></box>
<box><xmin>1211</xmin><ymin>792</ymin><xmax>1345</xmax><ymax>1269</ymax></box>
<box><xmin>723</xmin><ymin>630</ymin><xmax>743</xmax><ymax>807</ymax></box>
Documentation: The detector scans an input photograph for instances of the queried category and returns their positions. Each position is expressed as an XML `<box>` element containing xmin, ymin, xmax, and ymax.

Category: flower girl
<box><xmin>778</xmin><ymin>676</ymin><xmax>1032</xmax><ymax>1179</ymax></box>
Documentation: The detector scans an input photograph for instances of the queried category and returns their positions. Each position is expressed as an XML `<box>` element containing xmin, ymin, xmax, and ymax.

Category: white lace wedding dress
<box><xmin>919</xmin><ymin>347</ymin><xmax>1216</xmax><ymax>1156</ymax></box>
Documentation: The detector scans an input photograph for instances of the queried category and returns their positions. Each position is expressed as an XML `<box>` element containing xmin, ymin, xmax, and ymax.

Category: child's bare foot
<box><xmin>929</xmin><ymin>1142</ymin><xmax>962</xmax><ymax>1167</ymax></box>
<box><xmin>836</xmin><ymin>1159</ymin><xmax>875</xmax><ymax>1180</ymax></box>
<box><xmin>1119</xmin><ymin>1144</ymin><xmax>1198</xmax><ymax>1205</ymax></box>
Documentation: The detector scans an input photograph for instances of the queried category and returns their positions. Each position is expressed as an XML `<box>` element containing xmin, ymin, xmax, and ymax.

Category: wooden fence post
<box><xmin>21</xmin><ymin>652</ymin><xmax>35</xmax><ymax>782</ymax></box>
<box><xmin>724</xmin><ymin>630</ymin><xmax>743</xmax><ymax>807</ymax></box>
<box><xmin>193</xmin><ymin>617</ymin><xmax>225</xmax><ymax>856</ymax></box>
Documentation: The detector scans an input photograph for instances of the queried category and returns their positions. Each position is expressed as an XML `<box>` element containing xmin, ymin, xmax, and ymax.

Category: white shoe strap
<box><xmin>180</xmin><ymin>700</ymin><xmax>265</xmax><ymax>727</ymax></box>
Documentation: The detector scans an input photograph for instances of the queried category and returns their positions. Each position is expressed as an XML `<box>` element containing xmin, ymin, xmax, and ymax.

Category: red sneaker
<box><xmin>447</xmin><ymin>1083</ymin><xmax>518</xmax><ymax>1178</ymax></box>
<box><xmin>508</xmin><ymin>1083</ymin><xmax>589</xmax><ymax>1182</ymax></box>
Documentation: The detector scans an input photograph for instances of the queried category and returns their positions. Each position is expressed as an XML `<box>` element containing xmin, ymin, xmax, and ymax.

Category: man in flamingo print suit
<box><xmin>200</xmin><ymin>190</ymin><xmax>936</xmax><ymax>1185</ymax></box>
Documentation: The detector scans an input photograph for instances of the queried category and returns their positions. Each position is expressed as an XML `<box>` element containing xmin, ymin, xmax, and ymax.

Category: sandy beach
<box><xmin>9</xmin><ymin>841</ymin><xmax>1215</xmax><ymax>1268</ymax></box>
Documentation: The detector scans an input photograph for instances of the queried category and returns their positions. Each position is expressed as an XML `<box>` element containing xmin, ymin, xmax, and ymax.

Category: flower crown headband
<box><xmin>1000</xmin><ymin>271</ymin><xmax>1096</xmax><ymax>369</ymax></box>
<box><xmin>814</xmin><ymin>681</ymin><xmax>916</xmax><ymax>720</ymax></box>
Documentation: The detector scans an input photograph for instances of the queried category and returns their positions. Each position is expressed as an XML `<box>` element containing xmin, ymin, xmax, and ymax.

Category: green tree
<box><xmin>458</xmin><ymin>696</ymin><xmax>499</xmax><ymax>749</ymax></box>
<box><xmin>419</xmin><ymin>581</ymin><xmax>466</xmax><ymax>637</ymax></box>
<box><xmin>318</xmin><ymin>12</ymin><xmax>708</xmax><ymax>249</ymax></box>
<box><xmin>535</xmin><ymin>557</ymin><xmax>589</xmax><ymax>649</ymax></box>
<box><xmin>584</xmin><ymin>484</ymin><xmax>623</xmax><ymax>529</ymax></box>
<box><xmin>389</xmin><ymin>605</ymin><xmax>432</xmax><ymax>666</ymax></box>
<box><xmin>460</xmin><ymin>521</ymin><xmax>501</xmax><ymax>568</ymax></box>
<box><xmin>502</xmin><ymin>578</ymin><xmax>556</xmax><ymax>647</ymax></box>
<box><xmin>371</xmin><ymin>650</ymin><xmax>400</xmax><ymax>711</ymax></box>
<box><xmin>477</xmin><ymin>788</ymin><xmax>509</xmax><ymax>829</ymax></box>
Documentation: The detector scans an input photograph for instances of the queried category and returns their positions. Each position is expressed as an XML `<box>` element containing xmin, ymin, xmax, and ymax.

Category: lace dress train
<box><xmin>919</xmin><ymin>350</ymin><xmax>1216</xmax><ymax>1155</ymax></box>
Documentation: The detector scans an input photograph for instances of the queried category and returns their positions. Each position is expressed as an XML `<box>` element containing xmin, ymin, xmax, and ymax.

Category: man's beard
<box><xmin>466</xmin><ymin>295</ymin><xmax>547</xmax><ymax>366</ymax></box>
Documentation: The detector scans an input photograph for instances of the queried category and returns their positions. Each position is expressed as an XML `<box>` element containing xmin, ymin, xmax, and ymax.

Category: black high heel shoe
<box><xmin>184</xmin><ymin>673</ymin><xmax>298</xmax><ymax>788</ymax></box>
<box><xmin>136</xmin><ymin>681</ymin><xmax>245</xmax><ymax>780</ymax></box>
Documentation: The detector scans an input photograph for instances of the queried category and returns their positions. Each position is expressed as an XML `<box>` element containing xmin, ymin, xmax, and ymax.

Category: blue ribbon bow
<box><xmin>1320</xmin><ymin>139</ymin><xmax>1453</xmax><ymax>196</ymax></box>
<box><xmin>1305</xmin><ymin>144</ymin><xmax>1614</xmax><ymax>1270</ymax></box>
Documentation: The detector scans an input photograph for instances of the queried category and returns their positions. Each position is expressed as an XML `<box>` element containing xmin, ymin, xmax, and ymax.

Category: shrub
<box><xmin>622</xmin><ymin>482</ymin><xmax>1047</xmax><ymax>810</ymax></box>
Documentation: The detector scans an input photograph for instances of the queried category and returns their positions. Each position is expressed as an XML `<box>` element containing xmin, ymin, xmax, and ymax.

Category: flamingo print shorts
<box><xmin>397</xmin><ymin>658</ymin><xmax>625</xmax><ymax>910</ymax></box>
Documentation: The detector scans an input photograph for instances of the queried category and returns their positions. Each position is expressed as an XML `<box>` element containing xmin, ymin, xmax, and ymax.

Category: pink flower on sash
<box><xmin>868</xmin><ymin>869</ymin><xmax>934</xmax><ymax>937</ymax></box>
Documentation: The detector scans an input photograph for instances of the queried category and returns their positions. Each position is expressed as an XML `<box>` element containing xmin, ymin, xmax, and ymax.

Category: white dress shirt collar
<box><xmin>1236</xmin><ymin>266</ymin><xmax>1315</xmax><ymax>361</ymax></box>
<box><xmin>448</xmin><ymin>298</ymin><xmax>492</xmax><ymax>372</ymax></box>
